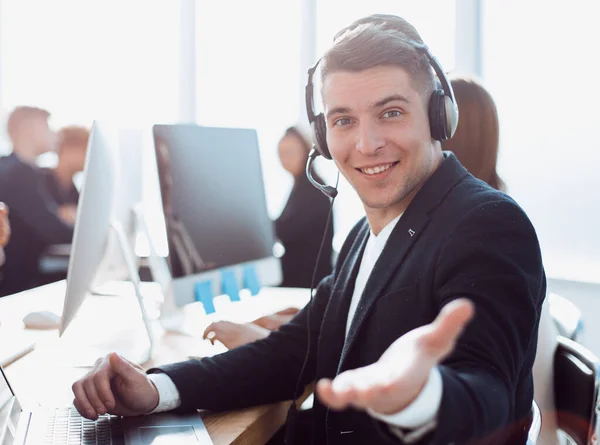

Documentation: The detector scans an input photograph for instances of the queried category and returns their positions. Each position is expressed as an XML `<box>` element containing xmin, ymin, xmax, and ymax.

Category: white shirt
<box><xmin>149</xmin><ymin>215</ymin><xmax>442</xmax><ymax>441</ymax></box>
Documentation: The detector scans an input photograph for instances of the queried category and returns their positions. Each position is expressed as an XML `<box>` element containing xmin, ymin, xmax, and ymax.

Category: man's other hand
<box><xmin>72</xmin><ymin>352</ymin><xmax>159</xmax><ymax>419</ymax></box>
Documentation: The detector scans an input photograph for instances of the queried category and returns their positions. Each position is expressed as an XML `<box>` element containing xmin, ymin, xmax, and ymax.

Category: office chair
<box><xmin>549</xmin><ymin>293</ymin><xmax>584</xmax><ymax>342</ymax></box>
<box><xmin>554</xmin><ymin>336</ymin><xmax>600</xmax><ymax>445</ymax></box>
<box><xmin>528</xmin><ymin>400</ymin><xmax>542</xmax><ymax>444</ymax></box>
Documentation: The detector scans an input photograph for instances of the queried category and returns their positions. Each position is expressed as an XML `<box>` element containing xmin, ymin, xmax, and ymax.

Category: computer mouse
<box><xmin>22</xmin><ymin>310</ymin><xmax>61</xmax><ymax>330</ymax></box>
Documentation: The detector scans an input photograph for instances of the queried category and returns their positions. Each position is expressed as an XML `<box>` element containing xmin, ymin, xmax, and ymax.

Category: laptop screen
<box><xmin>0</xmin><ymin>366</ymin><xmax>22</xmax><ymax>445</ymax></box>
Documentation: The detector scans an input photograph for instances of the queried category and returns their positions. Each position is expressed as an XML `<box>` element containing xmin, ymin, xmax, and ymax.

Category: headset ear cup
<box><xmin>444</xmin><ymin>96</ymin><xmax>459</xmax><ymax>138</ymax></box>
<box><xmin>313</xmin><ymin>114</ymin><xmax>331</xmax><ymax>159</ymax></box>
<box><xmin>428</xmin><ymin>89</ymin><xmax>447</xmax><ymax>141</ymax></box>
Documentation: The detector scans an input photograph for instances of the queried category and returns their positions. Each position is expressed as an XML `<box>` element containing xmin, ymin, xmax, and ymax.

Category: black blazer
<box><xmin>151</xmin><ymin>153</ymin><xmax>545</xmax><ymax>445</ymax></box>
<box><xmin>0</xmin><ymin>153</ymin><xmax>74</xmax><ymax>296</ymax></box>
<box><xmin>275</xmin><ymin>173</ymin><xmax>333</xmax><ymax>288</ymax></box>
<box><xmin>40</xmin><ymin>168</ymin><xmax>80</xmax><ymax>206</ymax></box>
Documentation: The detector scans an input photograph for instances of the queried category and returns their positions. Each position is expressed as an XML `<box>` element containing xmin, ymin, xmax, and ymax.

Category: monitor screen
<box><xmin>153</xmin><ymin>125</ymin><xmax>276</xmax><ymax>279</ymax></box>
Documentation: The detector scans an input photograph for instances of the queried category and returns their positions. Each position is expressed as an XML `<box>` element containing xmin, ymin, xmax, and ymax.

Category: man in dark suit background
<box><xmin>41</xmin><ymin>125</ymin><xmax>89</xmax><ymax>213</ymax></box>
<box><xmin>72</xmin><ymin>14</ymin><xmax>545</xmax><ymax>444</ymax></box>
<box><xmin>0</xmin><ymin>106</ymin><xmax>74</xmax><ymax>296</ymax></box>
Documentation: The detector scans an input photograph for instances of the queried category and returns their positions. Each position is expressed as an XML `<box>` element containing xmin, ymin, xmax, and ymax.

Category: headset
<box><xmin>304</xmin><ymin>18</ymin><xmax>459</xmax><ymax>199</ymax></box>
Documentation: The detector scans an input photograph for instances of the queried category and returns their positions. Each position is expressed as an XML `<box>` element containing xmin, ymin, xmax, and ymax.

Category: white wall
<box><xmin>482</xmin><ymin>0</ymin><xmax>600</xmax><ymax>284</ymax></box>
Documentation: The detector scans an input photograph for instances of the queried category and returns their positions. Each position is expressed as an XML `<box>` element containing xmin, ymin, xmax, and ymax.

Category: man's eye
<box><xmin>383</xmin><ymin>110</ymin><xmax>402</xmax><ymax>118</ymax></box>
<box><xmin>334</xmin><ymin>118</ymin><xmax>352</xmax><ymax>127</ymax></box>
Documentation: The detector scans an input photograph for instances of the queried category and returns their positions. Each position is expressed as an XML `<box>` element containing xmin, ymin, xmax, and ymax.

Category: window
<box><xmin>315</xmin><ymin>0</ymin><xmax>457</xmax><ymax>249</ymax></box>
<box><xmin>0</xmin><ymin>0</ymin><xmax>181</xmax><ymax>255</ymax></box>
<box><xmin>0</xmin><ymin>0</ymin><xmax>180</xmax><ymax>139</ymax></box>
<box><xmin>195</xmin><ymin>0</ymin><xmax>303</xmax><ymax>219</ymax></box>
<box><xmin>482</xmin><ymin>0</ymin><xmax>600</xmax><ymax>282</ymax></box>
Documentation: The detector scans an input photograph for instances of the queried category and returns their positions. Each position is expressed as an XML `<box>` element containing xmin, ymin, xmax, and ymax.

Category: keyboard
<box><xmin>42</xmin><ymin>407</ymin><xmax>124</xmax><ymax>445</ymax></box>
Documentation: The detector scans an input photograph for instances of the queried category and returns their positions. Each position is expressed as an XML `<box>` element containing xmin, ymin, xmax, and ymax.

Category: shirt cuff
<box><xmin>368</xmin><ymin>367</ymin><xmax>442</xmax><ymax>429</ymax></box>
<box><xmin>147</xmin><ymin>372</ymin><xmax>182</xmax><ymax>414</ymax></box>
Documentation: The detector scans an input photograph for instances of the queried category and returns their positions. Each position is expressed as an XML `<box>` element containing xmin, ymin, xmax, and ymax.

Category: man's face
<box><xmin>278</xmin><ymin>135</ymin><xmax>306</xmax><ymax>177</ymax></box>
<box><xmin>60</xmin><ymin>143</ymin><xmax>88</xmax><ymax>173</ymax></box>
<box><xmin>30</xmin><ymin>117</ymin><xmax>57</xmax><ymax>155</ymax></box>
<box><xmin>322</xmin><ymin>66</ymin><xmax>440</xmax><ymax>213</ymax></box>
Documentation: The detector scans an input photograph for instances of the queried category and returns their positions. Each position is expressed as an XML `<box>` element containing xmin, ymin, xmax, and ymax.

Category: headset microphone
<box><xmin>306</xmin><ymin>149</ymin><xmax>338</xmax><ymax>199</ymax></box>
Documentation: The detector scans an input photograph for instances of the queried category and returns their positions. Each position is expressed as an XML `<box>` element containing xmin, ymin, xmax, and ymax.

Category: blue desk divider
<box><xmin>242</xmin><ymin>265</ymin><xmax>261</xmax><ymax>296</ymax></box>
<box><xmin>221</xmin><ymin>269</ymin><xmax>240</xmax><ymax>301</ymax></box>
<box><xmin>194</xmin><ymin>280</ymin><xmax>215</xmax><ymax>314</ymax></box>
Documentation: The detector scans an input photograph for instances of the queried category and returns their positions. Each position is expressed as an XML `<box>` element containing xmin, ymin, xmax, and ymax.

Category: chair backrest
<box><xmin>548</xmin><ymin>292</ymin><xmax>584</xmax><ymax>341</ymax></box>
<box><xmin>534</xmin><ymin>298</ymin><xmax>560</xmax><ymax>444</ymax></box>
<box><xmin>528</xmin><ymin>400</ymin><xmax>542</xmax><ymax>444</ymax></box>
<box><xmin>554</xmin><ymin>336</ymin><xmax>600</xmax><ymax>445</ymax></box>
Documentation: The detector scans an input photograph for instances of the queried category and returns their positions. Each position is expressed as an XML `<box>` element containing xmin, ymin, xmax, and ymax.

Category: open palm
<box><xmin>317</xmin><ymin>298</ymin><xmax>475</xmax><ymax>415</ymax></box>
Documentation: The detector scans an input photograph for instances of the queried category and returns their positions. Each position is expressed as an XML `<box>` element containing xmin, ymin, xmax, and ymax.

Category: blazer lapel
<box><xmin>337</xmin><ymin>211</ymin><xmax>430</xmax><ymax>373</ymax></box>
<box><xmin>318</xmin><ymin>221</ymin><xmax>370</xmax><ymax>378</ymax></box>
<box><xmin>337</xmin><ymin>152</ymin><xmax>469</xmax><ymax>373</ymax></box>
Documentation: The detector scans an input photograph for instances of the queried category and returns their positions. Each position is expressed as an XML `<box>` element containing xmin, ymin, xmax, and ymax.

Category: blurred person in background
<box><xmin>0</xmin><ymin>203</ymin><xmax>10</xmax><ymax>270</ymax></box>
<box><xmin>41</xmin><ymin>125</ymin><xmax>90</xmax><ymax>224</ymax></box>
<box><xmin>275</xmin><ymin>126</ymin><xmax>334</xmax><ymax>288</ymax></box>
<box><xmin>0</xmin><ymin>106</ymin><xmax>74</xmax><ymax>296</ymax></box>
<box><xmin>441</xmin><ymin>75</ymin><xmax>505</xmax><ymax>191</ymax></box>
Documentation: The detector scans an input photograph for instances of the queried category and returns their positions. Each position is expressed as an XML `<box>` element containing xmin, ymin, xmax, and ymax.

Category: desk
<box><xmin>0</xmin><ymin>281</ymin><xmax>310</xmax><ymax>445</ymax></box>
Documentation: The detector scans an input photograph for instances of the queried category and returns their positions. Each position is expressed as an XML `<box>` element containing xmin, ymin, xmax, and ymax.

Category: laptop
<box><xmin>0</xmin><ymin>365</ymin><xmax>213</xmax><ymax>444</ymax></box>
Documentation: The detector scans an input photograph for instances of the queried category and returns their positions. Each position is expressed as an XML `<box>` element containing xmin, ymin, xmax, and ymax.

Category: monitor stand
<box><xmin>110</xmin><ymin>219</ymin><xmax>157</xmax><ymax>363</ymax></box>
<box><xmin>133</xmin><ymin>205</ymin><xmax>200</xmax><ymax>338</ymax></box>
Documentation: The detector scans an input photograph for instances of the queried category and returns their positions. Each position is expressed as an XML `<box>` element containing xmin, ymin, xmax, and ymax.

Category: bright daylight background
<box><xmin>0</xmin><ymin>0</ymin><xmax>598</xmax><ymax>292</ymax></box>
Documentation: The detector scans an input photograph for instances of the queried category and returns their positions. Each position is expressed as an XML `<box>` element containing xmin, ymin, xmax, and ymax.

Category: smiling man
<box><xmin>71</xmin><ymin>14</ymin><xmax>545</xmax><ymax>445</ymax></box>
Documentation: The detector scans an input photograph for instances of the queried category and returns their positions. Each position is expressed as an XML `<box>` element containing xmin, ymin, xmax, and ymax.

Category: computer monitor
<box><xmin>59</xmin><ymin>122</ymin><xmax>151</xmax><ymax>361</ymax></box>
<box><xmin>91</xmin><ymin>127</ymin><xmax>145</xmax><ymax>288</ymax></box>
<box><xmin>152</xmin><ymin>124</ymin><xmax>282</xmax><ymax>312</ymax></box>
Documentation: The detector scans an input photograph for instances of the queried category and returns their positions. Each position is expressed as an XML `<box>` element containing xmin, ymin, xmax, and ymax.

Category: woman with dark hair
<box><xmin>275</xmin><ymin>126</ymin><xmax>333</xmax><ymax>288</ymax></box>
<box><xmin>203</xmin><ymin>126</ymin><xmax>334</xmax><ymax>348</ymax></box>
<box><xmin>442</xmin><ymin>75</ymin><xmax>505</xmax><ymax>191</ymax></box>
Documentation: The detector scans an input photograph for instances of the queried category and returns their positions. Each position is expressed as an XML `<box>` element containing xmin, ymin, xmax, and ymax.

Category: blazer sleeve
<box><xmin>427</xmin><ymin>199</ymin><xmax>545</xmax><ymax>444</ymax></box>
<box><xmin>147</xmin><ymin>274</ymin><xmax>334</xmax><ymax>412</ymax></box>
<box><xmin>5</xmin><ymin>164</ymin><xmax>74</xmax><ymax>244</ymax></box>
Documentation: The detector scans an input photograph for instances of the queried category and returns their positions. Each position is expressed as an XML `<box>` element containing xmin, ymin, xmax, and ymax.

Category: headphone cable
<box><xmin>285</xmin><ymin>171</ymin><xmax>339</xmax><ymax>445</ymax></box>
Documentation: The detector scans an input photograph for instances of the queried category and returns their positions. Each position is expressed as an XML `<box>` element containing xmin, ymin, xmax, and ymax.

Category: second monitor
<box><xmin>153</xmin><ymin>124</ymin><xmax>282</xmax><ymax>309</ymax></box>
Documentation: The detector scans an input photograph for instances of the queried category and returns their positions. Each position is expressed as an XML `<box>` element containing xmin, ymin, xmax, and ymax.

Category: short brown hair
<box><xmin>442</xmin><ymin>74</ymin><xmax>505</xmax><ymax>191</ymax></box>
<box><xmin>321</xmin><ymin>14</ymin><xmax>436</xmax><ymax>103</ymax></box>
<box><xmin>57</xmin><ymin>125</ymin><xmax>90</xmax><ymax>150</ymax></box>
<box><xmin>7</xmin><ymin>106</ymin><xmax>50</xmax><ymax>140</ymax></box>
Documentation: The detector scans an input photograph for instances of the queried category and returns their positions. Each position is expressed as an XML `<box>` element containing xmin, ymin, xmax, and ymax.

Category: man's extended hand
<box><xmin>316</xmin><ymin>298</ymin><xmax>475</xmax><ymax>415</ymax></box>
